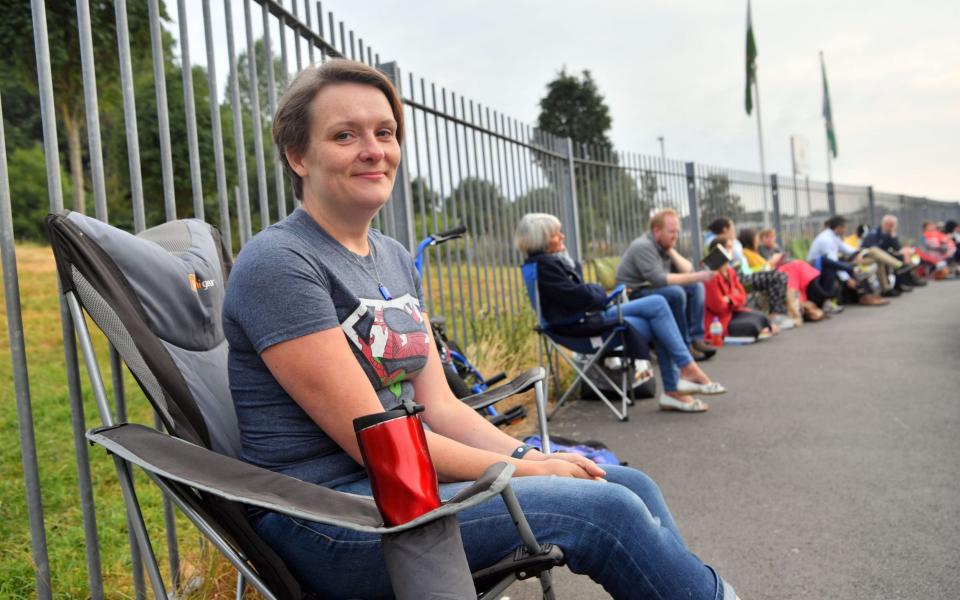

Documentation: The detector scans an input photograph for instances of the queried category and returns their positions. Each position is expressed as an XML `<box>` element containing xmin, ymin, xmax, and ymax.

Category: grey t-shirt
<box><xmin>222</xmin><ymin>208</ymin><xmax>430</xmax><ymax>488</ymax></box>
<box><xmin>615</xmin><ymin>232</ymin><xmax>674</xmax><ymax>289</ymax></box>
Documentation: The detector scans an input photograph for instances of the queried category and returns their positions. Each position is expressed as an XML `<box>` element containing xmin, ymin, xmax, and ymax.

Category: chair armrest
<box><xmin>605</xmin><ymin>284</ymin><xmax>626</xmax><ymax>305</ymax></box>
<box><xmin>87</xmin><ymin>423</ymin><xmax>515</xmax><ymax>535</ymax></box>
<box><xmin>461</xmin><ymin>367</ymin><xmax>545</xmax><ymax>412</ymax></box>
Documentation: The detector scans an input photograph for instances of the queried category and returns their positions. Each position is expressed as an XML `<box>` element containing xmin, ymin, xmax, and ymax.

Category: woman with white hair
<box><xmin>517</xmin><ymin>213</ymin><xmax>726</xmax><ymax>413</ymax></box>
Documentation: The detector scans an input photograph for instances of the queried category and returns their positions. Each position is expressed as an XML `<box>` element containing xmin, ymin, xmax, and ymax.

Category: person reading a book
<box><xmin>518</xmin><ymin>213</ymin><xmax>726</xmax><ymax>413</ymax></box>
<box><xmin>706</xmin><ymin>219</ymin><xmax>796</xmax><ymax>330</ymax></box>
<box><xmin>703</xmin><ymin>237</ymin><xmax>776</xmax><ymax>341</ymax></box>
<box><xmin>616</xmin><ymin>209</ymin><xmax>719</xmax><ymax>361</ymax></box>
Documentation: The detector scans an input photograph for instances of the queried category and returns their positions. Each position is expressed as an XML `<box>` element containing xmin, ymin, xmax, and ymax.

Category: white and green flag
<box><xmin>821</xmin><ymin>52</ymin><xmax>838</xmax><ymax>158</ymax></box>
<box><xmin>744</xmin><ymin>0</ymin><xmax>757</xmax><ymax>114</ymax></box>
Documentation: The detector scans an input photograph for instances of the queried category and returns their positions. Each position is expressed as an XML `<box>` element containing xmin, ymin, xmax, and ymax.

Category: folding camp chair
<box><xmin>521</xmin><ymin>261</ymin><xmax>649</xmax><ymax>422</ymax></box>
<box><xmin>46</xmin><ymin>210</ymin><xmax>562</xmax><ymax>600</ymax></box>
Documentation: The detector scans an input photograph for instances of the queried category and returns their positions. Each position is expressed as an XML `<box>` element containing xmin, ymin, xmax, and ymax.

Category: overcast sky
<box><xmin>179</xmin><ymin>0</ymin><xmax>959</xmax><ymax>200</ymax></box>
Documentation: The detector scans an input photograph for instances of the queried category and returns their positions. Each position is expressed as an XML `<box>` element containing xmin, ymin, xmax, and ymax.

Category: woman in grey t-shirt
<box><xmin>224</xmin><ymin>59</ymin><xmax>738</xmax><ymax>600</ymax></box>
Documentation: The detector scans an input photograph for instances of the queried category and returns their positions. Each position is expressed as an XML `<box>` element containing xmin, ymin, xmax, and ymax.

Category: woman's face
<box><xmin>288</xmin><ymin>82</ymin><xmax>400</xmax><ymax>213</ymax></box>
<box><xmin>547</xmin><ymin>227</ymin><xmax>566</xmax><ymax>253</ymax></box>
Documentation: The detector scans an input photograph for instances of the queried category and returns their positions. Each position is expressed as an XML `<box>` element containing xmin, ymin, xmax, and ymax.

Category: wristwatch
<box><xmin>511</xmin><ymin>443</ymin><xmax>537</xmax><ymax>460</ymax></box>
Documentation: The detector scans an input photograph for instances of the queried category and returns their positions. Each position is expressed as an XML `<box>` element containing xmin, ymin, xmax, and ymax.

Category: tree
<box><xmin>445</xmin><ymin>177</ymin><xmax>507</xmax><ymax>232</ymax></box>
<box><xmin>536</xmin><ymin>69</ymin><xmax>613</xmax><ymax>151</ymax></box>
<box><xmin>5</xmin><ymin>144</ymin><xmax>72</xmax><ymax>239</ymax></box>
<box><xmin>0</xmin><ymin>0</ymin><xmax>157</xmax><ymax>215</ymax></box>
<box><xmin>235</xmin><ymin>38</ymin><xmax>286</xmax><ymax>124</ymax></box>
<box><xmin>698</xmin><ymin>173</ymin><xmax>744</xmax><ymax>229</ymax></box>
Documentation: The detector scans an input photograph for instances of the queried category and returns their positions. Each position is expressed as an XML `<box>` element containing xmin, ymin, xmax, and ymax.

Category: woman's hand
<box><xmin>524</xmin><ymin>454</ymin><xmax>606</xmax><ymax>480</ymax></box>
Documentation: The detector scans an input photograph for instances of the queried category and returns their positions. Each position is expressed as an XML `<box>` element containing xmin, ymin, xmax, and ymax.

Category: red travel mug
<box><xmin>353</xmin><ymin>403</ymin><xmax>442</xmax><ymax>526</ymax></box>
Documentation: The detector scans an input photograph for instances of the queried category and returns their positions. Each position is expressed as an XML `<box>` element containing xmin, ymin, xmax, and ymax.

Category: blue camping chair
<box><xmin>521</xmin><ymin>261</ymin><xmax>650</xmax><ymax>422</ymax></box>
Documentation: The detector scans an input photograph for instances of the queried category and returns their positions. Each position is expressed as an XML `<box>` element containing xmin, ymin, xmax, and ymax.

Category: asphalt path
<box><xmin>503</xmin><ymin>279</ymin><xmax>960</xmax><ymax>600</ymax></box>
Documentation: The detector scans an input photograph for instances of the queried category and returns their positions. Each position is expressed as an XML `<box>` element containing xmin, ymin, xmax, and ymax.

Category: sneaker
<box><xmin>771</xmin><ymin>314</ymin><xmax>796</xmax><ymax>330</ymax></box>
<box><xmin>822</xmin><ymin>299</ymin><xmax>844</xmax><ymax>315</ymax></box>
<box><xmin>881</xmin><ymin>288</ymin><xmax>902</xmax><ymax>298</ymax></box>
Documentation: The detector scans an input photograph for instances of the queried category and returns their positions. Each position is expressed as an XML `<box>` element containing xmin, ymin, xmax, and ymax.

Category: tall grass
<box><xmin>0</xmin><ymin>244</ymin><xmax>231</xmax><ymax>598</ymax></box>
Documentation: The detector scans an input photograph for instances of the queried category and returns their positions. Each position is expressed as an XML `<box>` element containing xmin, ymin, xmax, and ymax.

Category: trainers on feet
<box><xmin>822</xmin><ymin>299</ymin><xmax>844</xmax><ymax>315</ymax></box>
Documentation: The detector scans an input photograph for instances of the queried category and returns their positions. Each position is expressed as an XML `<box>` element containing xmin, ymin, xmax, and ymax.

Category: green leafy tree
<box><xmin>0</xmin><ymin>0</ymin><xmax>156</xmax><ymax>215</ymax></box>
<box><xmin>5</xmin><ymin>144</ymin><xmax>73</xmax><ymax>239</ymax></box>
<box><xmin>536</xmin><ymin>69</ymin><xmax>612</xmax><ymax>150</ymax></box>
<box><xmin>698</xmin><ymin>173</ymin><xmax>744</xmax><ymax>229</ymax></box>
<box><xmin>236</xmin><ymin>38</ymin><xmax>286</xmax><ymax>124</ymax></box>
<box><xmin>445</xmin><ymin>177</ymin><xmax>507</xmax><ymax>233</ymax></box>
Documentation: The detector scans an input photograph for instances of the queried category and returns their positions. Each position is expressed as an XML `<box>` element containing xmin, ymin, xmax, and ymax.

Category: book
<box><xmin>702</xmin><ymin>244</ymin><xmax>733</xmax><ymax>271</ymax></box>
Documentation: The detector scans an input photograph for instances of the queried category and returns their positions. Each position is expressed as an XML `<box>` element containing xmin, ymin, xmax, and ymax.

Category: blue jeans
<box><xmin>636</xmin><ymin>284</ymin><xmax>706</xmax><ymax>346</ymax></box>
<box><xmin>253</xmin><ymin>465</ymin><xmax>734</xmax><ymax>600</ymax></box>
<box><xmin>603</xmin><ymin>294</ymin><xmax>694</xmax><ymax>392</ymax></box>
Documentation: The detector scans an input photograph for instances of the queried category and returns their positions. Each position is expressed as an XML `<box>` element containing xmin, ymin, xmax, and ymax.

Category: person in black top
<box><xmin>862</xmin><ymin>214</ymin><xmax>923</xmax><ymax>290</ymax></box>
<box><xmin>517</xmin><ymin>213</ymin><xmax>726</xmax><ymax>413</ymax></box>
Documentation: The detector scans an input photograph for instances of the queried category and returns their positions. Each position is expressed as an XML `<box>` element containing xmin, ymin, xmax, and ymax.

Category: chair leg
<box><xmin>534</xmin><ymin>380</ymin><xmax>551</xmax><ymax>454</ymax></box>
<box><xmin>549</xmin><ymin>344</ymin><xmax>628</xmax><ymax>421</ymax></box>
<box><xmin>539</xmin><ymin>568</ymin><xmax>556</xmax><ymax>600</ymax></box>
<box><xmin>114</xmin><ymin>457</ymin><xmax>169</xmax><ymax>599</ymax></box>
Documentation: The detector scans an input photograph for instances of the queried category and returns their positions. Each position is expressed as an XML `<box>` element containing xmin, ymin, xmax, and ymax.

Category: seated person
<box><xmin>518</xmin><ymin>213</ymin><xmax>725</xmax><ymax>413</ymax></box>
<box><xmin>861</xmin><ymin>214</ymin><xmax>924</xmax><ymax>290</ymax></box>
<box><xmin>706</xmin><ymin>219</ymin><xmax>795</xmax><ymax>330</ymax></box>
<box><xmin>757</xmin><ymin>228</ymin><xmax>782</xmax><ymax>261</ymax></box>
<box><xmin>807</xmin><ymin>216</ymin><xmax>887</xmax><ymax>307</ymax></box>
<box><xmin>922</xmin><ymin>221</ymin><xmax>959</xmax><ymax>278</ymax></box>
<box><xmin>616</xmin><ymin>209</ymin><xmax>718</xmax><ymax>361</ymax></box>
<box><xmin>703</xmin><ymin>237</ymin><xmax>775</xmax><ymax>340</ymax></box>
<box><xmin>843</xmin><ymin>223</ymin><xmax>868</xmax><ymax>250</ymax></box>
<box><xmin>843</xmin><ymin>223</ymin><xmax>906</xmax><ymax>297</ymax></box>
<box><xmin>944</xmin><ymin>220</ymin><xmax>960</xmax><ymax>263</ymax></box>
<box><xmin>224</xmin><ymin>59</ymin><xmax>740</xmax><ymax>599</ymax></box>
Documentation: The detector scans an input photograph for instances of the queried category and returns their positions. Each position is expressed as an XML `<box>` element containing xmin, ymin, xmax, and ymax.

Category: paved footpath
<box><xmin>505</xmin><ymin>280</ymin><xmax>960</xmax><ymax>600</ymax></box>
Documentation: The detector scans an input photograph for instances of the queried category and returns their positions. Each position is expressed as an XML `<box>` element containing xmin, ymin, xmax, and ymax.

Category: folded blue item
<box><xmin>523</xmin><ymin>435</ymin><xmax>624</xmax><ymax>466</ymax></box>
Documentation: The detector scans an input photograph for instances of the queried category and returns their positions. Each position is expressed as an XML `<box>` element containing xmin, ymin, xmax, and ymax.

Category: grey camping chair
<box><xmin>45</xmin><ymin>210</ymin><xmax>562</xmax><ymax>600</ymax></box>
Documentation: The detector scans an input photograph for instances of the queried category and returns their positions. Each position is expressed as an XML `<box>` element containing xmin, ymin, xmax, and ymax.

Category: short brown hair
<box><xmin>272</xmin><ymin>59</ymin><xmax>405</xmax><ymax>200</ymax></box>
<box><xmin>650</xmin><ymin>208</ymin><xmax>678</xmax><ymax>231</ymax></box>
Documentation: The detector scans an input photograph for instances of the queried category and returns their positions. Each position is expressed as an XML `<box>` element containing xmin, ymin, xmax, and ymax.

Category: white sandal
<box><xmin>659</xmin><ymin>394</ymin><xmax>709</xmax><ymax>413</ymax></box>
<box><xmin>676</xmin><ymin>379</ymin><xmax>727</xmax><ymax>396</ymax></box>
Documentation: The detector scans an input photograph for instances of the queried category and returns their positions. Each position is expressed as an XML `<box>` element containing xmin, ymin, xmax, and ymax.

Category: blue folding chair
<box><xmin>521</xmin><ymin>262</ymin><xmax>649</xmax><ymax>422</ymax></box>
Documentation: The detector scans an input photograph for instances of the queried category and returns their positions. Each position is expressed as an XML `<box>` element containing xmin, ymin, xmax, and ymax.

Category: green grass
<box><xmin>0</xmin><ymin>244</ymin><xmax>242</xmax><ymax>598</ymax></box>
<box><xmin>0</xmin><ymin>245</ymin><xmax>564</xmax><ymax>597</ymax></box>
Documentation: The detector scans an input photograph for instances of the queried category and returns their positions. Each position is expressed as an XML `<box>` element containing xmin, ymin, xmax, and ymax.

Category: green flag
<box><xmin>821</xmin><ymin>52</ymin><xmax>838</xmax><ymax>158</ymax></box>
<box><xmin>744</xmin><ymin>0</ymin><xmax>757</xmax><ymax>114</ymax></box>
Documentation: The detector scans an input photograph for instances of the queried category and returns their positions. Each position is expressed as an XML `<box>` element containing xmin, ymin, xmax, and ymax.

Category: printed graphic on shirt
<box><xmin>341</xmin><ymin>293</ymin><xmax>430</xmax><ymax>398</ymax></box>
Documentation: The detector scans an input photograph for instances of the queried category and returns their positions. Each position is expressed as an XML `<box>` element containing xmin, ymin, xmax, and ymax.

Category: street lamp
<box><xmin>657</xmin><ymin>136</ymin><xmax>667</xmax><ymax>193</ymax></box>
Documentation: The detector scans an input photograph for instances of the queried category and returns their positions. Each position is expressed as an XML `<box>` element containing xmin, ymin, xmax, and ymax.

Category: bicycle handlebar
<box><xmin>432</xmin><ymin>224</ymin><xmax>467</xmax><ymax>243</ymax></box>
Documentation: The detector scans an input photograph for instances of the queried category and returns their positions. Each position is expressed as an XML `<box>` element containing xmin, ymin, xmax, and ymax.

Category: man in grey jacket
<box><xmin>616</xmin><ymin>209</ymin><xmax>718</xmax><ymax>360</ymax></box>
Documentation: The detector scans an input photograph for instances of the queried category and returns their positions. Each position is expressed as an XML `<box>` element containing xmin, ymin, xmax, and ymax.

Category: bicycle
<box><xmin>414</xmin><ymin>224</ymin><xmax>527</xmax><ymax>427</ymax></box>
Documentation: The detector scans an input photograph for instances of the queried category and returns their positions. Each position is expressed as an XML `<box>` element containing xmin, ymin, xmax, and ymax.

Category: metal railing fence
<box><xmin>2</xmin><ymin>0</ymin><xmax>959</xmax><ymax>597</ymax></box>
